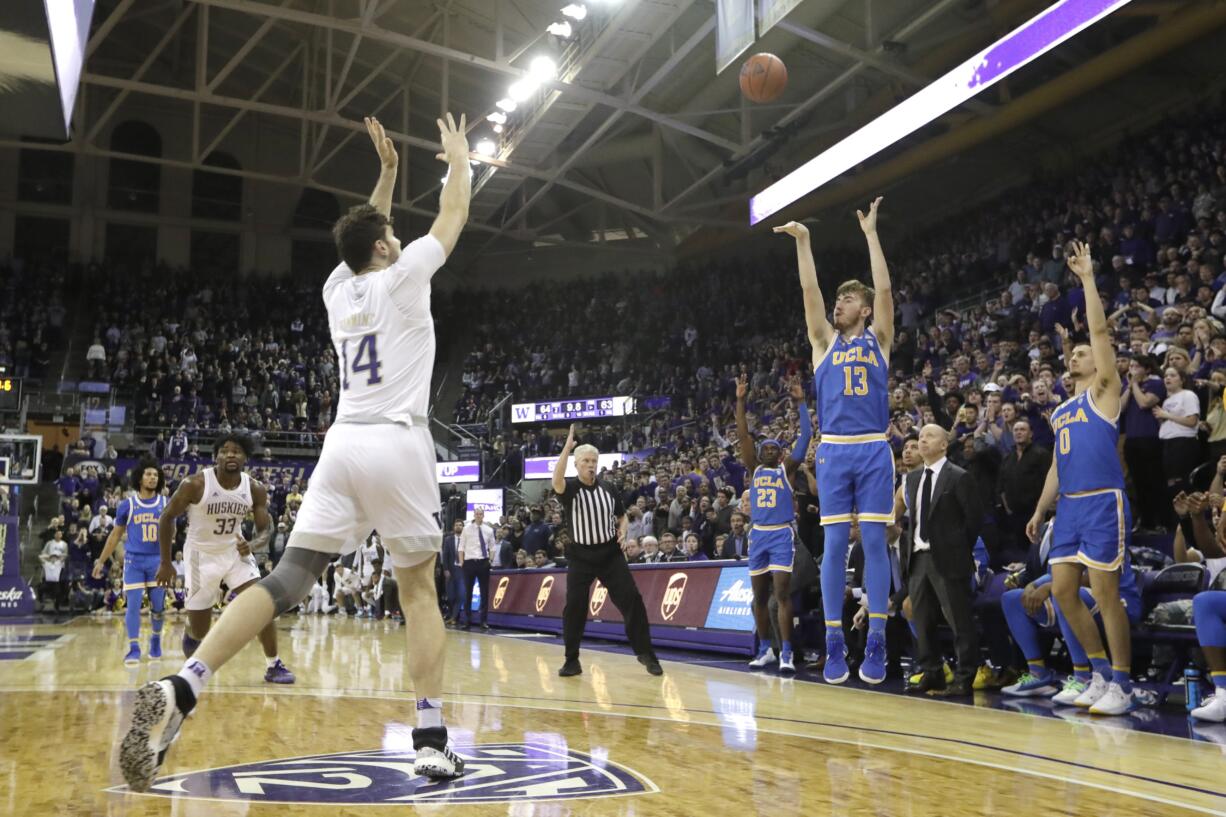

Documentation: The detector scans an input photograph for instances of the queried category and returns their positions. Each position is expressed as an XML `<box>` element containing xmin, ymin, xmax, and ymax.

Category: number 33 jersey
<box><xmin>323</xmin><ymin>234</ymin><xmax>447</xmax><ymax>425</ymax></box>
<box><xmin>813</xmin><ymin>328</ymin><xmax>889</xmax><ymax>436</ymax></box>
<box><xmin>185</xmin><ymin>467</ymin><xmax>252</xmax><ymax>553</ymax></box>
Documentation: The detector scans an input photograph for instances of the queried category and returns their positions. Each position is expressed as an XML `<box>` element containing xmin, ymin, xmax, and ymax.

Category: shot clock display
<box><xmin>0</xmin><ymin>378</ymin><xmax>22</xmax><ymax>412</ymax></box>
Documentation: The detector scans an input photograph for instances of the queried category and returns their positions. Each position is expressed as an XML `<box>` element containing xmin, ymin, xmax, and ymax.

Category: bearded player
<box><xmin>775</xmin><ymin>197</ymin><xmax>895</xmax><ymax>685</ymax></box>
<box><xmin>118</xmin><ymin>112</ymin><xmax>472</xmax><ymax>790</ymax></box>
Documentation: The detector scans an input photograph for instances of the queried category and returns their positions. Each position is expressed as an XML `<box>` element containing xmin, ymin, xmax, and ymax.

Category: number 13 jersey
<box><xmin>813</xmin><ymin>328</ymin><xmax>889</xmax><ymax>436</ymax></box>
<box><xmin>324</xmin><ymin>234</ymin><xmax>447</xmax><ymax>426</ymax></box>
<box><xmin>185</xmin><ymin>468</ymin><xmax>252</xmax><ymax>553</ymax></box>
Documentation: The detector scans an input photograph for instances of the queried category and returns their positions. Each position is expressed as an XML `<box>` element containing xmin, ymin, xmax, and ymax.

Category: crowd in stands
<box><xmin>0</xmin><ymin>258</ymin><xmax>65</xmax><ymax>379</ymax></box>
<box><xmin>81</xmin><ymin>263</ymin><xmax>460</xmax><ymax>448</ymax></box>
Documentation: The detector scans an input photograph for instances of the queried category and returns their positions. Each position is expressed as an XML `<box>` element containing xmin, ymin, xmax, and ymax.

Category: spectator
<box><xmin>997</xmin><ymin>419</ymin><xmax>1051</xmax><ymax>563</ymax></box>
<box><xmin>1155</xmin><ymin>367</ymin><xmax>1202</xmax><ymax>500</ymax></box>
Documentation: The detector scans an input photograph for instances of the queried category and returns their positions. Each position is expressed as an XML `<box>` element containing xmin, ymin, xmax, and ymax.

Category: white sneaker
<box><xmin>779</xmin><ymin>648</ymin><xmax>796</xmax><ymax>674</ymax></box>
<box><xmin>1052</xmin><ymin>677</ymin><xmax>1088</xmax><ymax>706</ymax></box>
<box><xmin>413</xmin><ymin>745</ymin><xmax>466</xmax><ymax>779</ymax></box>
<box><xmin>1089</xmin><ymin>682</ymin><xmax>1139</xmax><ymax>716</ymax></box>
<box><xmin>119</xmin><ymin>677</ymin><xmax>195</xmax><ymax>792</ymax></box>
<box><xmin>748</xmin><ymin>647</ymin><xmax>777</xmax><ymax>669</ymax></box>
<box><xmin>1072</xmin><ymin>673</ymin><xmax>1109</xmax><ymax>708</ymax></box>
<box><xmin>1192</xmin><ymin>689</ymin><xmax>1226</xmax><ymax>723</ymax></box>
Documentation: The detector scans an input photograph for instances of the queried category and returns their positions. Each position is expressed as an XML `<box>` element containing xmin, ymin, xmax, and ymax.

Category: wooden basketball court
<box><xmin>2</xmin><ymin>614</ymin><xmax>1223</xmax><ymax>816</ymax></box>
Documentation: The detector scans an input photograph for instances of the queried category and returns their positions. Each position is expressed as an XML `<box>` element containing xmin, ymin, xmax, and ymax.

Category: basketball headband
<box><xmin>757</xmin><ymin>438</ymin><xmax>782</xmax><ymax>456</ymax></box>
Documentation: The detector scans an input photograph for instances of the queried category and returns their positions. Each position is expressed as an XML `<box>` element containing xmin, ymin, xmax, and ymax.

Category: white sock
<box><xmin>267</xmin><ymin>655</ymin><xmax>279</xmax><ymax>668</ymax></box>
<box><xmin>177</xmin><ymin>658</ymin><xmax>212</xmax><ymax>698</ymax></box>
<box><xmin>416</xmin><ymin>697</ymin><xmax>443</xmax><ymax>729</ymax></box>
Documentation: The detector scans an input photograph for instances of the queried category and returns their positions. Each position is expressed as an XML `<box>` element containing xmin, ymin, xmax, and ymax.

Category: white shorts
<box><xmin>288</xmin><ymin>422</ymin><xmax>442</xmax><ymax>568</ymax></box>
<box><xmin>185</xmin><ymin>546</ymin><xmax>261</xmax><ymax>611</ymax></box>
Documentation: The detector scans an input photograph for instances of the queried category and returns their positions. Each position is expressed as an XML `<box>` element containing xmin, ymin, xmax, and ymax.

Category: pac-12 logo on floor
<box><xmin>112</xmin><ymin>744</ymin><xmax>656</xmax><ymax>804</ymax></box>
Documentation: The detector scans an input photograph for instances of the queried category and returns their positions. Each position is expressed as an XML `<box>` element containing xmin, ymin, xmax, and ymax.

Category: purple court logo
<box><xmin>112</xmin><ymin>744</ymin><xmax>656</xmax><ymax>804</ymax></box>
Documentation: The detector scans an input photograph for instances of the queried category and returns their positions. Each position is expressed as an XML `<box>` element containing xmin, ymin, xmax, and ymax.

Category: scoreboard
<box><xmin>0</xmin><ymin>378</ymin><xmax>22</xmax><ymax>412</ymax></box>
<box><xmin>511</xmin><ymin>395</ymin><xmax>636</xmax><ymax>424</ymax></box>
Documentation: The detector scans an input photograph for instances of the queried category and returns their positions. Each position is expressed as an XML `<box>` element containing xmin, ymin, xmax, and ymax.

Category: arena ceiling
<box><xmin>78</xmin><ymin>0</ymin><xmax>1226</xmax><ymax>266</ymax></box>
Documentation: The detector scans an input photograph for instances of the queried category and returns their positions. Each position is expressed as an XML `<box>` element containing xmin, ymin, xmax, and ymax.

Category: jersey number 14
<box><xmin>341</xmin><ymin>334</ymin><xmax>383</xmax><ymax>390</ymax></box>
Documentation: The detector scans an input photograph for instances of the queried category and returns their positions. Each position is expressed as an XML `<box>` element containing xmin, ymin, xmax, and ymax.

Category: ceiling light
<box><xmin>546</xmin><ymin>21</ymin><xmax>573</xmax><ymax>38</ymax></box>
<box><xmin>495</xmin><ymin>98</ymin><xmax>517</xmax><ymax>112</ymax></box>
<box><xmin>561</xmin><ymin>4</ymin><xmax>587</xmax><ymax>21</ymax></box>
<box><xmin>529</xmin><ymin>55</ymin><xmax>558</xmax><ymax>82</ymax></box>
<box><xmin>492</xmin><ymin>124</ymin><xmax>504</xmax><ymax>134</ymax></box>
<box><xmin>486</xmin><ymin>111</ymin><xmax>507</xmax><ymax>125</ymax></box>
<box><xmin>507</xmin><ymin>78</ymin><xmax>539</xmax><ymax>102</ymax></box>
<box><xmin>475</xmin><ymin>139</ymin><xmax>496</xmax><ymax>156</ymax></box>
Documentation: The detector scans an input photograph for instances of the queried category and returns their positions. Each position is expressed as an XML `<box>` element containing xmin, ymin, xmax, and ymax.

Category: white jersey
<box><xmin>323</xmin><ymin>234</ymin><xmax>446</xmax><ymax>425</ymax></box>
<box><xmin>184</xmin><ymin>468</ymin><xmax>253</xmax><ymax>554</ymax></box>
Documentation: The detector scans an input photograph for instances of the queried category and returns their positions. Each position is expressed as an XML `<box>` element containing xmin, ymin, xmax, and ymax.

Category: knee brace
<box><xmin>260</xmin><ymin>547</ymin><xmax>335</xmax><ymax>616</ymax></box>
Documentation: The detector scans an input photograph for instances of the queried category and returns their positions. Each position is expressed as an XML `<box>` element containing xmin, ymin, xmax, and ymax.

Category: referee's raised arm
<box><xmin>552</xmin><ymin>424</ymin><xmax>577</xmax><ymax>496</ymax></box>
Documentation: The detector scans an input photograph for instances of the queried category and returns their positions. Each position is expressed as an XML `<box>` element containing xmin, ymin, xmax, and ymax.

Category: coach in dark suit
<box><xmin>902</xmin><ymin>424</ymin><xmax>983</xmax><ymax>696</ymax></box>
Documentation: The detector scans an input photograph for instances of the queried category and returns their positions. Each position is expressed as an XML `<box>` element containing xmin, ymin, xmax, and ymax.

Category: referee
<box><xmin>553</xmin><ymin>424</ymin><xmax>662</xmax><ymax>677</ymax></box>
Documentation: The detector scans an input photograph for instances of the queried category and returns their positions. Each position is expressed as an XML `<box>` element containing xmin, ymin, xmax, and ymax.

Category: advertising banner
<box><xmin>0</xmin><ymin>515</ymin><xmax>36</xmax><ymax>616</ymax></box>
<box><xmin>703</xmin><ymin>565</ymin><xmax>755</xmax><ymax>631</ymax></box>
<box><xmin>716</xmin><ymin>0</ymin><xmax>756</xmax><ymax>74</ymax></box>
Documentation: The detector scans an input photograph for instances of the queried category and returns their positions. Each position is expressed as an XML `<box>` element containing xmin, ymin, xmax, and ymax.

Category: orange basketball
<box><xmin>740</xmin><ymin>53</ymin><xmax>787</xmax><ymax>103</ymax></box>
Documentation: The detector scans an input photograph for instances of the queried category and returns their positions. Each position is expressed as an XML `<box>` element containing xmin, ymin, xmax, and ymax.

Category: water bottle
<box><xmin>1185</xmin><ymin>667</ymin><xmax>1203</xmax><ymax>713</ymax></box>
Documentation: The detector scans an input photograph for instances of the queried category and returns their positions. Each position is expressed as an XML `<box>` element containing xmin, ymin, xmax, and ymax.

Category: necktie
<box><xmin>478</xmin><ymin>526</ymin><xmax>488</xmax><ymax>559</ymax></box>
<box><xmin>919</xmin><ymin>468</ymin><xmax>934</xmax><ymax>544</ymax></box>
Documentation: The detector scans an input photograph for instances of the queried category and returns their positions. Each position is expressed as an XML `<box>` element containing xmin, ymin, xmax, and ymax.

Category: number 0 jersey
<box><xmin>1051</xmin><ymin>389</ymin><xmax>1125</xmax><ymax>495</ymax></box>
<box><xmin>750</xmin><ymin>464</ymin><xmax>795</xmax><ymax>526</ymax></box>
<box><xmin>813</xmin><ymin>328</ymin><xmax>889</xmax><ymax>437</ymax></box>
<box><xmin>324</xmin><ymin>234</ymin><xmax>447</xmax><ymax>426</ymax></box>
<box><xmin>184</xmin><ymin>468</ymin><xmax>253</xmax><ymax>554</ymax></box>
<box><xmin>115</xmin><ymin>494</ymin><xmax>168</xmax><ymax>558</ymax></box>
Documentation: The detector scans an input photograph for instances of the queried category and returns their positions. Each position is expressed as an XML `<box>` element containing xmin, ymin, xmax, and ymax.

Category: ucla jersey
<box><xmin>813</xmin><ymin>329</ymin><xmax>889</xmax><ymax>436</ymax></box>
<box><xmin>1051</xmin><ymin>390</ymin><xmax>1125</xmax><ymax>495</ymax></box>
<box><xmin>118</xmin><ymin>495</ymin><xmax>167</xmax><ymax>558</ymax></box>
<box><xmin>750</xmin><ymin>465</ymin><xmax>794</xmax><ymax>526</ymax></box>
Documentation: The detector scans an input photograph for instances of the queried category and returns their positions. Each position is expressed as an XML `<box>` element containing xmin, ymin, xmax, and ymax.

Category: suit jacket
<box><xmin>441</xmin><ymin>534</ymin><xmax>462</xmax><ymax>570</ymax></box>
<box><xmin>901</xmin><ymin>461</ymin><xmax>983</xmax><ymax>580</ymax></box>
<box><xmin>720</xmin><ymin>531</ymin><xmax>749</xmax><ymax>560</ymax></box>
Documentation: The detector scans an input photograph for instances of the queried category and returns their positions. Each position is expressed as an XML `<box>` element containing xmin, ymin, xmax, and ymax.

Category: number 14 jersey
<box><xmin>813</xmin><ymin>328</ymin><xmax>889</xmax><ymax>436</ymax></box>
<box><xmin>324</xmin><ymin>234</ymin><xmax>447</xmax><ymax>426</ymax></box>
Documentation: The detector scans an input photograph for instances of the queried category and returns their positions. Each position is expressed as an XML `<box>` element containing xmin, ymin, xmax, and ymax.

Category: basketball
<box><xmin>740</xmin><ymin>53</ymin><xmax>787</xmax><ymax>103</ymax></box>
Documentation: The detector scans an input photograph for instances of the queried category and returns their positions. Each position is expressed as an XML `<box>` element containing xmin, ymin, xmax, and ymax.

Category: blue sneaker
<box><xmin>264</xmin><ymin>659</ymin><xmax>296</xmax><ymax>684</ymax></box>
<box><xmin>1003</xmin><ymin>670</ymin><xmax>1059</xmax><ymax>697</ymax></box>
<box><xmin>823</xmin><ymin>633</ymin><xmax>849</xmax><ymax>684</ymax></box>
<box><xmin>859</xmin><ymin>631</ymin><xmax>887</xmax><ymax>685</ymax></box>
<box><xmin>148</xmin><ymin>635</ymin><xmax>162</xmax><ymax>660</ymax></box>
<box><xmin>124</xmin><ymin>642</ymin><xmax>141</xmax><ymax>666</ymax></box>
<box><xmin>182</xmin><ymin>631</ymin><xmax>200</xmax><ymax>659</ymax></box>
<box><xmin>779</xmin><ymin>645</ymin><xmax>796</xmax><ymax>674</ymax></box>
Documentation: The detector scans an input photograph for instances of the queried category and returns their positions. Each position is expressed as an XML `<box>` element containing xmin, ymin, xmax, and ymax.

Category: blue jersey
<box><xmin>750</xmin><ymin>465</ymin><xmax>794</xmax><ymax>527</ymax></box>
<box><xmin>813</xmin><ymin>329</ymin><xmax>889</xmax><ymax>437</ymax></box>
<box><xmin>1050</xmin><ymin>390</ymin><xmax>1125</xmax><ymax>495</ymax></box>
<box><xmin>116</xmin><ymin>495</ymin><xmax>167</xmax><ymax>558</ymax></box>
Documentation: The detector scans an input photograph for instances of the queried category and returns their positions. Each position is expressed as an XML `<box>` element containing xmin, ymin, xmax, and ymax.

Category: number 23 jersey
<box><xmin>184</xmin><ymin>468</ymin><xmax>253</xmax><ymax>553</ymax></box>
<box><xmin>323</xmin><ymin>234</ymin><xmax>447</xmax><ymax>425</ymax></box>
<box><xmin>813</xmin><ymin>329</ymin><xmax>889</xmax><ymax>436</ymax></box>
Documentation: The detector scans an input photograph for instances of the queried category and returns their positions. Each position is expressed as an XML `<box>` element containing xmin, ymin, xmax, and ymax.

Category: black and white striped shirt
<box><xmin>556</xmin><ymin>477</ymin><xmax>625</xmax><ymax>545</ymax></box>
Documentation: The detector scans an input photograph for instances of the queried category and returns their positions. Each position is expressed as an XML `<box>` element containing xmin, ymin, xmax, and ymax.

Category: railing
<box><xmin>131</xmin><ymin>425</ymin><xmax>325</xmax><ymax>455</ymax></box>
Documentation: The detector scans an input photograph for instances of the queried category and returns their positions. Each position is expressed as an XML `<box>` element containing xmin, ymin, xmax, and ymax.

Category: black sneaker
<box><xmin>638</xmin><ymin>655</ymin><xmax>664</xmax><ymax>676</ymax></box>
<box><xmin>412</xmin><ymin>726</ymin><xmax>465</xmax><ymax>779</ymax></box>
<box><xmin>119</xmin><ymin>675</ymin><xmax>197</xmax><ymax>792</ymax></box>
<box><xmin>558</xmin><ymin>658</ymin><xmax>583</xmax><ymax>677</ymax></box>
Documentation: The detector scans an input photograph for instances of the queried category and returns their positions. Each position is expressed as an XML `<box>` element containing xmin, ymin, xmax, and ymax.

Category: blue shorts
<box><xmin>1050</xmin><ymin>489</ymin><xmax>1131</xmax><ymax>572</ymax></box>
<box><xmin>748</xmin><ymin>526</ymin><xmax>794</xmax><ymax>576</ymax></box>
<box><xmin>816</xmin><ymin>437</ymin><xmax>895</xmax><ymax>525</ymax></box>
<box><xmin>123</xmin><ymin>554</ymin><xmax>161</xmax><ymax>592</ymax></box>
